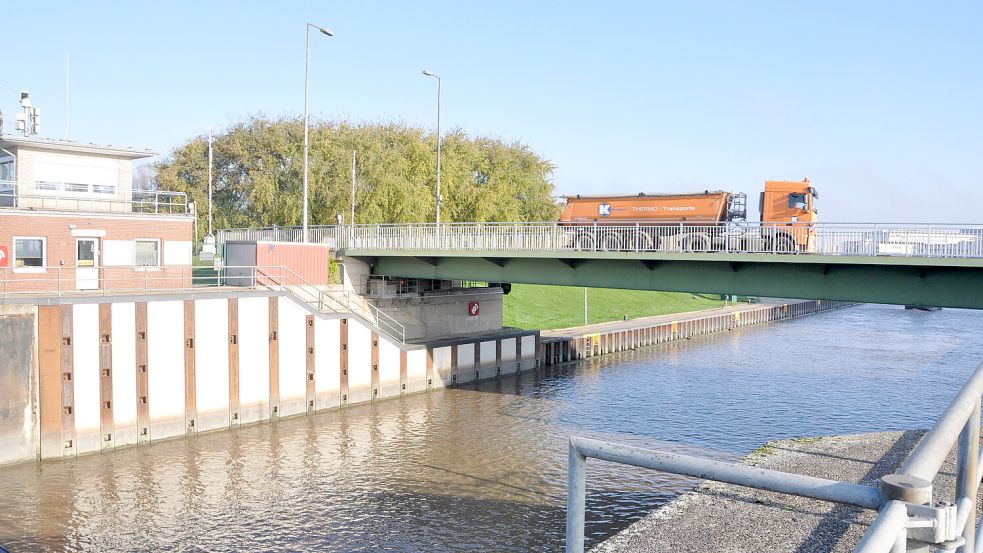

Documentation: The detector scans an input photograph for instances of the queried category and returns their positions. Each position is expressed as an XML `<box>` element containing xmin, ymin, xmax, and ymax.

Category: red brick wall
<box><xmin>0</xmin><ymin>212</ymin><xmax>193</xmax><ymax>294</ymax></box>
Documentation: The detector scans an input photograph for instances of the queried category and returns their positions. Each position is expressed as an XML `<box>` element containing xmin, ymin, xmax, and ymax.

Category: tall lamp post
<box><xmin>421</xmin><ymin>70</ymin><xmax>441</xmax><ymax>225</ymax></box>
<box><xmin>303</xmin><ymin>22</ymin><xmax>334</xmax><ymax>242</ymax></box>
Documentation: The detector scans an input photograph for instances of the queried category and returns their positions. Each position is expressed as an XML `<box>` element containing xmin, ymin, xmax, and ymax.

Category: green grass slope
<box><xmin>503</xmin><ymin>284</ymin><xmax>725</xmax><ymax>330</ymax></box>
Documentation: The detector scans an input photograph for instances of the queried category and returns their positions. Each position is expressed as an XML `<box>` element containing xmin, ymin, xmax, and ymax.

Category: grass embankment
<box><xmin>502</xmin><ymin>284</ymin><xmax>726</xmax><ymax>330</ymax></box>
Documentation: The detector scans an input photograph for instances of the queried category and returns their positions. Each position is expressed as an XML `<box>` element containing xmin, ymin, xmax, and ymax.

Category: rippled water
<box><xmin>2</xmin><ymin>304</ymin><xmax>983</xmax><ymax>552</ymax></box>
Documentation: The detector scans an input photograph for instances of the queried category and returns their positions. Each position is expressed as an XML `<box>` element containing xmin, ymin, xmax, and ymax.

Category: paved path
<box><xmin>544</xmin><ymin>298</ymin><xmax>791</xmax><ymax>339</ymax></box>
<box><xmin>593</xmin><ymin>430</ymin><xmax>979</xmax><ymax>553</ymax></box>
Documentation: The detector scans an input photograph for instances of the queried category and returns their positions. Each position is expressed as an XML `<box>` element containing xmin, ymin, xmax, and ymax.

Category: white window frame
<box><xmin>134</xmin><ymin>238</ymin><xmax>161</xmax><ymax>271</ymax></box>
<box><xmin>0</xmin><ymin>156</ymin><xmax>14</xmax><ymax>182</ymax></box>
<box><xmin>12</xmin><ymin>236</ymin><xmax>47</xmax><ymax>273</ymax></box>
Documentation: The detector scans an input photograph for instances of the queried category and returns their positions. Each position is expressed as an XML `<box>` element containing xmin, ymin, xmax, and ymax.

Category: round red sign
<box><xmin>0</xmin><ymin>245</ymin><xmax>8</xmax><ymax>267</ymax></box>
<box><xmin>468</xmin><ymin>301</ymin><xmax>480</xmax><ymax>317</ymax></box>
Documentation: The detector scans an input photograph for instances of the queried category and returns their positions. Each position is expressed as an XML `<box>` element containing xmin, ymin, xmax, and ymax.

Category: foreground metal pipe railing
<box><xmin>566</xmin><ymin>361</ymin><xmax>983</xmax><ymax>553</ymax></box>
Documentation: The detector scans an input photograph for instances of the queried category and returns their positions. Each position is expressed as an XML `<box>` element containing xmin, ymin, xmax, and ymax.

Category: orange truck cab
<box><xmin>558</xmin><ymin>179</ymin><xmax>819</xmax><ymax>253</ymax></box>
<box><xmin>760</xmin><ymin>179</ymin><xmax>818</xmax><ymax>225</ymax></box>
<box><xmin>760</xmin><ymin>179</ymin><xmax>819</xmax><ymax>251</ymax></box>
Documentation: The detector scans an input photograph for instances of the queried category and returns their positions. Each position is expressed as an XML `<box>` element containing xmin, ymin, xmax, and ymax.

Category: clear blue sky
<box><xmin>3</xmin><ymin>1</ymin><xmax>981</xmax><ymax>222</ymax></box>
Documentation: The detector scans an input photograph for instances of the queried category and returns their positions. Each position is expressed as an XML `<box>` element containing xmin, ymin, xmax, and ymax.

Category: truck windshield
<box><xmin>788</xmin><ymin>192</ymin><xmax>808</xmax><ymax>211</ymax></box>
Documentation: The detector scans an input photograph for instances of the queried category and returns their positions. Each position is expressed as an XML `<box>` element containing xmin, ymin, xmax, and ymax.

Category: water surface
<box><xmin>1</xmin><ymin>304</ymin><xmax>982</xmax><ymax>552</ymax></box>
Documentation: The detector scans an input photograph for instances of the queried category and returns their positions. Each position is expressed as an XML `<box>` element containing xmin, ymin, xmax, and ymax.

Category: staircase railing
<box><xmin>255</xmin><ymin>265</ymin><xmax>405</xmax><ymax>344</ymax></box>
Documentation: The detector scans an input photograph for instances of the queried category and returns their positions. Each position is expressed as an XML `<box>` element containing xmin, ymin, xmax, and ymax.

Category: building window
<box><xmin>0</xmin><ymin>159</ymin><xmax>13</xmax><ymax>181</ymax></box>
<box><xmin>13</xmin><ymin>237</ymin><xmax>46</xmax><ymax>271</ymax></box>
<box><xmin>135</xmin><ymin>239</ymin><xmax>160</xmax><ymax>268</ymax></box>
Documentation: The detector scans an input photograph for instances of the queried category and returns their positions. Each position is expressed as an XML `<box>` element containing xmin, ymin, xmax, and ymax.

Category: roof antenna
<box><xmin>65</xmin><ymin>53</ymin><xmax>69</xmax><ymax>138</ymax></box>
<box><xmin>15</xmin><ymin>91</ymin><xmax>40</xmax><ymax>136</ymax></box>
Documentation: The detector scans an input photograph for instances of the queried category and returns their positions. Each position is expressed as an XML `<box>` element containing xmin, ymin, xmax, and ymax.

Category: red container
<box><xmin>255</xmin><ymin>241</ymin><xmax>332</xmax><ymax>285</ymax></box>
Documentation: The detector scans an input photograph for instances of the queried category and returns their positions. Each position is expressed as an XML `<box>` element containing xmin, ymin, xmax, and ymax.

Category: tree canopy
<box><xmin>153</xmin><ymin>116</ymin><xmax>560</xmax><ymax>238</ymax></box>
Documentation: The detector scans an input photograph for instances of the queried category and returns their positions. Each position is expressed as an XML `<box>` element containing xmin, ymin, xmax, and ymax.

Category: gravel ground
<box><xmin>592</xmin><ymin>430</ymin><xmax>979</xmax><ymax>553</ymax></box>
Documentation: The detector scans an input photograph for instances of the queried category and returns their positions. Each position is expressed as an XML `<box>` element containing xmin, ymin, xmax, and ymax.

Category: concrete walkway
<box><xmin>593</xmin><ymin>430</ymin><xmax>979</xmax><ymax>553</ymax></box>
<box><xmin>544</xmin><ymin>298</ymin><xmax>791</xmax><ymax>339</ymax></box>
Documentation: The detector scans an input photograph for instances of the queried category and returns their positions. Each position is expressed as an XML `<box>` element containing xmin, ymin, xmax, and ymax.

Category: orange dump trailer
<box><xmin>560</xmin><ymin>191</ymin><xmax>734</xmax><ymax>224</ymax></box>
<box><xmin>559</xmin><ymin>180</ymin><xmax>818</xmax><ymax>252</ymax></box>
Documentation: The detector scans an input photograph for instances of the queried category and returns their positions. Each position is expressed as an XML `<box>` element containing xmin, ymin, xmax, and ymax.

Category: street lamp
<box><xmin>422</xmin><ymin>69</ymin><xmax>441</xmax><ymax>225</ymax></box>
<box><xmin>303</xmin><ymin>22</ymin><xmax>334</xmax><ymax>242</ymax></box>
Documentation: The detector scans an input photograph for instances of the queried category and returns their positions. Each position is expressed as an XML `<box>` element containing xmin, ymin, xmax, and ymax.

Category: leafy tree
<box><xmin>153</xmin><ymin>116</ymin><xmax>560</xmax><ymax>239</ymax></box>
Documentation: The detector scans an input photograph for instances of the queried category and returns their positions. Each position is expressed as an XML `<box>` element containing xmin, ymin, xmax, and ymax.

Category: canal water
<box><xmin>2</xmin><ymin>304</ymin><xmax>983</xmax><ymax>552</ymax></box>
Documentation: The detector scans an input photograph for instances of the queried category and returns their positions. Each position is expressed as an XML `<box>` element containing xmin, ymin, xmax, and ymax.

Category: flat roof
<box><xmin>0</xmin><ymin>134</ymin><xmax>156</xmax><ymax>159</ymax></box>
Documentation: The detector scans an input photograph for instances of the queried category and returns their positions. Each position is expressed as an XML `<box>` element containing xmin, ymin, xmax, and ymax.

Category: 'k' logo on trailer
<box><xmin>598</xmin><ymin>203</ymin><xmax>612</xmax><ymax>217</ymax></box>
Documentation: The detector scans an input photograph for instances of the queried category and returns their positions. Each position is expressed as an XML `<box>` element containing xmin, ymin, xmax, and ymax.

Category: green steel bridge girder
<box><xmin>345</xmin><ymin>250</ymin><xmax>983</xmax><ymax>310</ymax></box>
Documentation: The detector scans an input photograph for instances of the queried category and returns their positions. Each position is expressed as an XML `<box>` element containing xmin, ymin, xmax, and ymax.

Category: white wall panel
<box><xmin>479</xmin><ymin>341</ymin><xmax>497</xmax><ymax>368</ymax></box>
<box><xmin>347</xmin><ymin>319</ymin><xmax>372</xmax><ymax>388</ymax></box>
<box><xmin>406</xmin><ymin>348</ymin><xmax>427</xmax><ymax>393</ymax></box>
<box><xmin>501</xmin><ymin>337</ymin><xmax>518</xmax><ymax>375</ymax></box>
<box><xmin>432</xmin><ymin>346</ymin><xmax>452</xmax><ymax>388</ymax></box>
<box><xmin>111</xmin><ymin>302</ymin><xmax>137</xmax><ymax>446</ymax></box>
<box><xmin>378</xmin><ymin>338</ymin><xmax>400</xmax><ymax>384</ymax></box>
<box><xmin>456</xmin><ymin>343</ymin><xmax>475</xmax><ymax>383</ymax></box>
<box><xmin>521</xmin><ymin>335</ymin><xmax>536</xmax><ymax>361</ymax></box>
<box><xmin>314</xmin><ymin>317</ymin><xmax>340</xmax><ymax>409</ymax></box>
<box><xmin>478</xmin><ymin>340</ymin><xmax>498</xmax><ymax>379</ymax></box>
<box><xmin>147</xmin><ymin>300</ymin><xmax>186</xmax><ymax>439</ymax></box>
<box><xmin>194</xmin><ymin>299</ymin><xmax>229</xmax><ymax>431</ymax></box>
<box><xmin>72</xmin><ymin>303</ymin><xmax>101</xmax><ymax>454</ymax></box>
<box><xmin>103</xmin><ymin>240</ymin><xmax>134</xmax><ymax>266</ymax></box>
<box><xmin>501</xmin><ymin>338</ymin><xmax>517</xmax><ymax>362</ymax></box>
<box><xmin>378</xmin><ymin>337</ymin><xmax>400</xmax><ymax>396</ymax></box>
<box><xmin>277</xmin><ymin>298</ymin><xmax>307</xmax><ymax>416</ymax></box>
<box><xmin>163</xmin><ymin>241</ymin><xmax>193</xmax><ymax>266</ymax></box>
<box><xmin>237</xmin><ymin>297</ymin><xmax>269</xmax><ymax>423</ymax></box>
<box><xmin>34</xmin><ymin>151</ymin><xmax>118</xmax><ymax>186</ymax></box>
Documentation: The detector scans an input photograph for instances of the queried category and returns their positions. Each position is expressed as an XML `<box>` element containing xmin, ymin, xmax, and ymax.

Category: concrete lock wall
<box><xmin>1</xmin><ymin>291</ymin><xmax>540</xmax><ymax>465</ymax></box>
<box><xmin>0</xmin><ymin>306</ymin><xmax>37</xmax><ymax>465</ymax></box>
<box><xmin>539</xmin><ymin>300</ymin><xmax>854</xmax><ymax>366</ymax></box>
<box><xmin>375</xmin><ymin>288</ymin><xmax>505</xmax><ymax>340</ymax></box>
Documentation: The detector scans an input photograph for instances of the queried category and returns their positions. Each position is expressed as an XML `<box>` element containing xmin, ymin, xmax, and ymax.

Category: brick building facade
<box><xmin>0</xmin><ymin>135</ymin><xmax>194</xmax><ymax>295</ymax></box>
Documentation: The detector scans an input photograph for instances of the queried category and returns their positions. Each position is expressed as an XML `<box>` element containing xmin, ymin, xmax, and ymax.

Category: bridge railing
<box><xmin>566</xmin><ymin>359</ymin><xmax>983</xmax><ymax>552</ymax></box>
<box><xmin>341</xmin><ymin>222</ymin><xmax>983</xmax><ymax>258</ymax></box>
<box><xmin>216</xmin><ymin>222</ymin><xmax>983</xmax><ymax>259</ymax></box>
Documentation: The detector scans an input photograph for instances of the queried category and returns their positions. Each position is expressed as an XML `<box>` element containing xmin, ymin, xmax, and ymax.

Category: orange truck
<box><xmin>559</xmin><ymin>179</ymin><xmax>818</xmax><ymax>252</ymax></box>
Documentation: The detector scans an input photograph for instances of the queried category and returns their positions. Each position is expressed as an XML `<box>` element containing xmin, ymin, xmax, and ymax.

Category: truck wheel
<box><xmin>600</xmin><ymin>233</ymin><xmax>623</xmax><ymax>251</ymax></box>
<box><xmin>573</xmin><ymin>232</ymin><xmax>595</xmax><ymax>251</ymax></box>
<box><xmin>775</xmin><ymin>235</ymin><xmax>796</xmax><ymax>253</ymax></box>
<box><xmin>684</xmin><ymin>236</ymin><xmax>710</xmax><ymax>252</ymax></box>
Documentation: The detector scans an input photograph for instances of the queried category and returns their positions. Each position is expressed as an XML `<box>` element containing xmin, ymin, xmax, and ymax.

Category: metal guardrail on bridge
<box><xmin>218</xmin><ymin>222</ymin><xmax>983</xmax><ymax>259</ymax></box>
<box><xmin>566</xmin><ymin>359</ymin><xmax>983</xmax><ymax>553</ymax></box>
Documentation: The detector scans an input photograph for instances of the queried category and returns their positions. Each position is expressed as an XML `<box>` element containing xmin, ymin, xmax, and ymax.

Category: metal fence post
<box><xmin>566</xmin><ymin>439</ymin><xmax>587</xmax><ymax>553</ymax></box>
<box><xmin>956</xmin><ymin>399</ymin><xmax>980</xmax><ymax>553</ymax></box>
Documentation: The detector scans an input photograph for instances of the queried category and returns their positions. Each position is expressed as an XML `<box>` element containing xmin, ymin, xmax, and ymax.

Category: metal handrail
<box><xmin>0</xmin><ymin>179</ymin><xmax>190</xmax><ymax>215</ymax></box>
<box><xmin>217</xmin><ymin>222</ymin><xmax>983</xmax><ymax>260</ymax></box>
<box><xmin>0</xmin><ymin>263</ymin><xmax>406</xmax><ymax>343</ymax></box>
<box><xmin>565</xmin><ymin>360</ymin><xmax>983</xmax><ymax>553</ymax></box>
<box><xmin>0</xmin><ymin>264</ymin><xmax>275</xmax><ymax>298</ymax></box>
<box><xmin>255</xmin><ymin>265</ymin><xmax>406</xmax><ymax>343</ymax></box>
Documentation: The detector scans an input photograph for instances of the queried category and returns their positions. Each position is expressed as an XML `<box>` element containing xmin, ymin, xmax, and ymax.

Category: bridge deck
<box><xmin>217</xmin><ymin>223</ymin><xmax>983</xmax><ymax>309</ymax></box>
